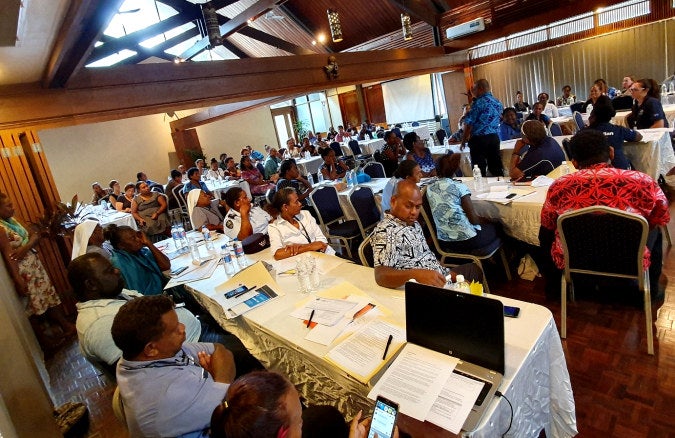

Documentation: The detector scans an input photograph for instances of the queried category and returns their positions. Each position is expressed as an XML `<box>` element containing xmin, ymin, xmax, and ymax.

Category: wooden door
<box><xmin>363</xmin><ymin>84</ymin><xmax>386</xmax><ymax>124</ymax></box>
<box><xmin>338</xmin><ymin>91</ymin><xmax>360</xmax><ymax>127</ymax></box>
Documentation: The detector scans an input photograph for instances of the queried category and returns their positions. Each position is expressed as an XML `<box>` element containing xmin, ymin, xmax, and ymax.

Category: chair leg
<box><xmin>499</xmin><ymin>247</ymin><xmax>512</xmax><ymax>281</ymax></box>
<box><xmin>643</xmin><ymin>272</ymin><xmax>654</xmax><ymax>355</ymax></box>
<box><xmin>561</xmin><ymin>276</ymin><xmax>567</xmax><ymax>338</ymax></box>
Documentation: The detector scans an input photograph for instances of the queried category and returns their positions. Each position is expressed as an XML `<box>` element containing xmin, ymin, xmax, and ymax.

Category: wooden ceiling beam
<box><xmin>42</xmin><ymin>0</ymin><xmax>125</xmax><ymax>88</ymax></box>
<box><xmin>0</xmin><ymin>48</ymin><xmax>452</xmax><ymax>130</ymax></box>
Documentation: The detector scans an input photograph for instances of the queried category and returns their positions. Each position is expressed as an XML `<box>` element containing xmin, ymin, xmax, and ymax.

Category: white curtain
<box><xmin>382</xmin><ymin>75</ymin><xmax>434</xmax><ymax>124</ymax></box>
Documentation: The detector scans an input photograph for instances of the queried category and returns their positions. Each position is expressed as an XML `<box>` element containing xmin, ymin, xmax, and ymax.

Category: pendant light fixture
<box><xmin>401</xmin><ymin>13</ymin><xmax>412</xmax><ymax>41</ymax></box>
<box><xmin>327</xmin><ymin>9</ymin><xmax>343</xmax><ymax>43</ymax></box>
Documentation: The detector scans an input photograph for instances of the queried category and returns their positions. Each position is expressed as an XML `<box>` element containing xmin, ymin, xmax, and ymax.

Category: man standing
<box><xmin>264</xmin><ymin>148</ymin><xmax>282</xmax><ymax>179</ymax></box>
<box><xmin>539</xmin><ymin>129</ymin><xmax>670</xmax><ymax>299</ymax></box>
<box><xmin>372</xmin><ymin>179</ymin><xmax>482</xmax><ymax>288</ymax></box>
<box><xmin>67</xmin><ymin>253</ymin><xmax>200</xmax><ymax>372</ymax></box>
<box><xmin>112</xmin><ymin>295</ymin><xmax>236</xmax><ymax>437</ymax></box>
<box><xmin>460</xmin><ymin>79</ymin><xmax>504</xmax><ymax>177</ymax></box>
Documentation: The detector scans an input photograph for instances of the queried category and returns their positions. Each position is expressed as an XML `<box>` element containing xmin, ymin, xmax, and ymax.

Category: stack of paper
<box><xmin>214</xmin><ymin>262</ymin><xmax>284</xmax><ymax>318</ymax></box>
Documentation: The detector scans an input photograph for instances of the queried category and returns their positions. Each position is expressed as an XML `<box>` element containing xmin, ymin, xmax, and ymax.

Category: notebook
<box><xmin>405</xmin><ymin>281</ymin><xmax>505</xmax><ymax>432</ymax></box>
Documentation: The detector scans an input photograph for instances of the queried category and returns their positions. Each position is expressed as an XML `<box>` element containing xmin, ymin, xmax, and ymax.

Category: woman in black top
<box><xmin>626</xmin><ymin>78</ymin><xmax>669</xmax><ymax>129</ymax></box>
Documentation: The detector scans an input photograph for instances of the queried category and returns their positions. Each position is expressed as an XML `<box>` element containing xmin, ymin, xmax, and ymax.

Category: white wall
<box><xmin>196</xmin><ymin>106</ymin><xmax>278</xmax><ymax>159</ymax></box>
<box><xmin>39</xmin><ymin>114</ymin><xmax>177</xmax><ymax>201</ymax></box>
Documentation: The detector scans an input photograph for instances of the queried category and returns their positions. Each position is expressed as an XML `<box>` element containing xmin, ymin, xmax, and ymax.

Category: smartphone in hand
<box><xmin>368</xmin><ymin>396</ymin><xmax>398</xmax><ymax>438</ymax></box>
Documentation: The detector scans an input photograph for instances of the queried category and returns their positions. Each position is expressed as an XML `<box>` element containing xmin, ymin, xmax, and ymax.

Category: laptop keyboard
<box><xmin>453</xmin><ymin>370</ymin><xmax>492</xmax><ymax>406</ymax></box>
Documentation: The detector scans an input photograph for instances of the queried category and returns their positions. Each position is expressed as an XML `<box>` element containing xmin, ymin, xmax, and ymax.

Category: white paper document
<box><xmin>305</xmin><ymin>301</ymin><xmax>381</xmax><ymax>346</ymax></box>
<box><xmin>326</xmin><ymin>320</ymin><xmax>405</xmax><ymax>382</ymax></box>
<box><xmin>425</xmin><ymin>372</ymin><xmax>484</xmax><ymax>434</ymax></box>
<box><xmin>368</xmin><ymin>343</ymin><xmax>458</xmax><ymax>421</ymax></box>
<box><xmin>164</xmin><ymin>258</ymin><xmax>219</xmax><ymax>288</ymax></box>
<box><xmin>290</xmin><ymin>297</ymin><xmax>360</xmax><ymax>327</ymax></box>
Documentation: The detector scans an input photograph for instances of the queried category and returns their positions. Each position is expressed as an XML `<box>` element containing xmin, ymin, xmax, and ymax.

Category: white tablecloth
<box><xmin>358</xmin><ymin>138</ymin><xmax>386</xmax><ymax>155</ymax></box>
<box><xmin>613</xmin><ymin>104</ymin><xmax>675</xmax><ymax>128</ymax></box>
<box><xmin>204</xmin><ymin>179</ymin><xmax>252</xmax><ymax>200</ymax></box>
<box><xmin>85</xmin><ymin>205</ymin><xmax>138</xmax><ymax>230</ymax></box>
<box><xmin>296</xmin><ymin>156</ymin><xmax>323</xmax><ymax>176</ymax></box>
<box><xmin>179</xmin><ymin>250</ymin><xmax>576</xmax><ymax>437</ymax></box>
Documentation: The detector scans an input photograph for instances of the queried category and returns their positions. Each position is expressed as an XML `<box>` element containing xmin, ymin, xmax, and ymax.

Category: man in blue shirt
<box><xmin>460</xmin><ymin>79</ymin><xmax>504</xmax><ymax>177</ymax></box>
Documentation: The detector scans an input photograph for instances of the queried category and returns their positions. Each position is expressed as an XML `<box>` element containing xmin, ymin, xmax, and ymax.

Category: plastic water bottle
<box><xmin>317</xmin><ymin>172</ymin><xmax>324</xmax><ymax>184</ymax></box>
<box><xmin>472</xmin><ymin>165</ymin><xmax>484</xmax><ymax>192</ymax></box>
<box><xmin>453</xmin><ymin>275</ymin><xmax>471</xmax><ymax>293</ymax></box>
<box><xmin>221</xmin><ymin>245</ymin><xmax>235</xmax><ymax>275</ymax></box>
<box><xmin>346</xmin><ymin>170</ymin><xmax>353</xmax><ymax>187</ymax></box>
<box><xmin>202</xmin><ymin>225</ymin><xmax>214</xmax><ymax>251</ymax></box>
<box><xmin>351</xmin><ymin>170</ymin><xmax>359</xmax><ymax>187</ymax></box>
<box><xmin>178</xmin><ymin>224</ymin><xmax>188</xmax><ymax>249</ymax></box>
<box><xmin>586</xmin><ymin>103</ymin><xmax>593</xmax><ymax>115</ymax></box>
<box><xmin>560</xmin><ymin>161</ymin><xmax>571</xmax><ymax>176</ymax></box>
<box><xmin>233</xmin><ymin>239</ymin><xmax>247</xmax><ymax>267</ymax></box>
<box><xmin>307</xmin><ymin>173</ymin><xmax>314</xmax><ymax>186</ymax></box>
<box><xmin>171</xmin><ymin>224</ymin><xmax>183</xmax><ymax>249</ymax></box>
<box><xmin>188</xmin><ymin>237</ymin><xmax>201</xmax><ymax>264</ymax></box>
<box><xmin>661</xmin><ymin>83</ymin><xmax>668</xmax><ymax>96</ymax></box>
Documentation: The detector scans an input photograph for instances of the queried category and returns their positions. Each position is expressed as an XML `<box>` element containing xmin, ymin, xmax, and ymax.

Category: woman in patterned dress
<box><xmin>131</xmin><ymin>181</ymin><xmax>171</xmax><ymax>238</ymax></box>
<box><xmin>0</xmin><ymin>192</ymin><xmax>75</xmax><ymax>344</ymax></box>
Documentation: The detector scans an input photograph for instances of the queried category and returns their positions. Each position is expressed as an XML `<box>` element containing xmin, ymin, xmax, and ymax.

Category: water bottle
<box><xmin>351</xmin><ymin>170</ymin><xmax>359</xmax><ymax>187</ymax></box>
<box><xmin>661</xmin><ymin>83</ymin><xmax>668</xmax><ymax>96</ymax></box>
<box><xmin>171</xmin><ymin>224</ymin><xmax>183</xmax><ymax>249</ymax></box>
<box><xmin>586</xmin><ymin>103</ymin><xmax>593</xmax><ymax>115</ymax></box>
<box><xmin>233</xmin><ymin>239</ymin><xmax>247</xmax><ymax>267</ymax></box>
<box><xmin>307</xmin><ymin>173</ymin><xmax>314</xmax><ymax>187</ymax></box>
<box><xmin>346</xmin><ymin>170</ymin><xmax>353</xmax><ymax>188</ymax></box>
<box><xmin>178</xmin><ymin>224</ymin><xmax>188</xmax><ymax>249</ymax></box>
<box><xmin>453</xmin><ymin>275</ymin><xmax>471</xmax><ymax>293</ymax></box>
<box><xmin>560</xmin><ymin>161</ymin><xmax>571</xmax><ymax>176</ymax></box>
<box><xmin>317</xmin><ymin>172</ymin><xmax>324</xmax><ymax>184</ymax></box>
<box><xmin>188</xmin><ymin>237</ymin><xmax>201</xmax><ymax>264</ymax></box>
<box><xmin>221</xmin><ymin>245</ymin><xmax>235</xmax><ymax>275</ymax></box>
<box><xmin>202</xmin><ymin>225</ymin><xmax>214</xmax><ymax>251</ymax></box>
<box><xmin>472</xmin><ymin>165</ymin><xmax>484</xmax><ymax>192</ymax></box>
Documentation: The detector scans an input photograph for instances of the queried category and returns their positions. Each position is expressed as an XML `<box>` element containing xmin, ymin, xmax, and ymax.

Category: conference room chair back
<box><xmin>112</xmin><ymin>386</ymin><xmax>127</xmax><ymax>428</ymax></box>
<box><xmin>549</xmin><ymin>122</ymin><xmax>563</xmax><ymax>137</ymax></box>
<box><xmin>435</xmin><ymin>129</ymin><xmax>447</xmax><ymax>145</ymax></box>
<box><xmin>348</xmin><ymin>139</ymin><xmax>373</xmax><ymax>165</ymax></box>
<box><xmin>172</xmin><ymin>183</ymin><xmax>187</xmax><ymax>214</ymax></box>
<box><xmin>358</xmin><ymin>234</ymin><xmax>374</xmax><ymax>267</ymax></box>
<box><xmin>362</xmin><ymin>162</ymin><xmax>386</xmax><ymax>179</ymax></box>
<box><xmin>309</xmin><ymin>185</ymin><xmax>362</xmax><ymax>259</ymax></box>
<box><xmin>347</xmin><ymin>186</ymin><xmax>381</xmax><ymax>239</ymax></box>
<box><xmin>557</xmin><ymin>205</ymin><xmax>654</xmax><ymax>354</ymax></box>
<box><xmin>573</xmin><ymin>111</ymin><xmax>585</xmax><ymax>131</ymax></box>
<box><xmin>329</xmin><ymin>142</ymin><xmax>344</xmax><ymax>157</ymax></box>
<box><xmin>419</xmin><ymin>187</ymin><xmax>513</xmax><ymax>293</ymax></box>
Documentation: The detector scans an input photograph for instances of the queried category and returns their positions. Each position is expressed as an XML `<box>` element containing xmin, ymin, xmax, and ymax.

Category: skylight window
<box><xmin>86</xmin><ymin>50</ymin><xmax>137</xmax><ymax>67</ymax></box>
<box><xmin>597</xmin><ymin>0</ymin><xmax>650</xmax><ymax>26</ymax></box>
<box><xmin>471</xmin><ymin>38</ymin><xmax>507</xmax><ymax>59</ymax></box>
<box><xmin>548</xmin><ymin>13</ymin><xmax>593</xmax><ymax>39</ymax></box>
<box><xmin>508</xmin><ymin>25</ymin><xmax>547</xmax><ymax>50</ymax></box>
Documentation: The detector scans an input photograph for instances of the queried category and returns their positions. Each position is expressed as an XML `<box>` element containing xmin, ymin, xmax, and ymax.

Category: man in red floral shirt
<box><xmin>539</xmin><ymin>129</ymin><xmax>670</xmax><ymax>300</ymax></box>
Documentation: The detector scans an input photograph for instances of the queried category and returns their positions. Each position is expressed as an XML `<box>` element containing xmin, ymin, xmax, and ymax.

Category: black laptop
<box><xmin>405</xmin><ymin>281</ymin><xmax>505</xmax><ymax>431</ymax></box>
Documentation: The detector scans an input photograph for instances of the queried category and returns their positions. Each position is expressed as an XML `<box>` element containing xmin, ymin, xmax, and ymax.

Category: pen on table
<box><xmin>306</xmin><ymin>309</ymin><xmax>315</xmax><ymax>328</ymax></box>
<box><xmin>382</xmin><ymin>334</ymin><xmax>393</xmax><ymax>360</ymax></box>
<box><xmin>232</xmin><ymin>285</ymin><xmax>256</xmax><ymax>299</ymax></box>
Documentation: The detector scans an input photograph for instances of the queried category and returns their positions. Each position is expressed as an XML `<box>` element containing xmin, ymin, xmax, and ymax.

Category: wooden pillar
<box><xmin>171</xmin><ymin>128</ymin><xmax>204</xmax><ymax>167</ymax></box>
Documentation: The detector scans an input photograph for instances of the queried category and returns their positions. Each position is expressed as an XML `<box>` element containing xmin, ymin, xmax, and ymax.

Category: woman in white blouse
<box><xmin>268</xmin><ymin>187</ymin><xmax>335</xmax><ymax>260</ymax></box>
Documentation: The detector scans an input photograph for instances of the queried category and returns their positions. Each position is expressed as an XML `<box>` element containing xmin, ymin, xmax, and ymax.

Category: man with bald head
<box><xmin>460</xmin><ymin>78</ymin><xmax>504</xmax><ymax>177</ymax></box>
<box><xmin>371</xmin><ymin>179</ymin><xmax>481</xmax><ymax>288</ymax></box>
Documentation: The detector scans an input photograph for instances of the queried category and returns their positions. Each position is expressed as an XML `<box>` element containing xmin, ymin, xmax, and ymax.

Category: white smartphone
<box><xmin>367</xmin><ymin>396</ymin><xmax>398</xmax><ymax>438</ymax></box>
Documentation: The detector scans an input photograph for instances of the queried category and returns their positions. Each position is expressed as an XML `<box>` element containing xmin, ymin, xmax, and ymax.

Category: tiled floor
<box><xmin>46</xmin><ymin>205</ymin><xmax>675</xmax><ymax>437</ymax></box>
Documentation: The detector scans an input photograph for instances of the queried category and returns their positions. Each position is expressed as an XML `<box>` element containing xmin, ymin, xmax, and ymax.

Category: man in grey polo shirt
<box><xmin>112</xmin><ymin>295</ymin><xmax>235</xmax><ymax>437</ymax></box>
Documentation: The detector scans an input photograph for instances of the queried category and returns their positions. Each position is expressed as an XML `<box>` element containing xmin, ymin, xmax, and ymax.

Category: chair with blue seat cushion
<box><xmin>309</xmin><ymin>185</ymin><xmax>362</xmax><ymax>258</ymax></box>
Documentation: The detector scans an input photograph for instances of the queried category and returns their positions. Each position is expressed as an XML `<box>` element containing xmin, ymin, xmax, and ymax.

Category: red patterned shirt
<box><xmin>540</xmin><ymin>163</ymin><xmax>670</xmax><ymax>269</ymax></box>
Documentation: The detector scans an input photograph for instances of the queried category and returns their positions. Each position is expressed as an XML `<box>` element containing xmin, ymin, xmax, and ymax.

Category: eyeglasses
<box><xmin>629</xmin><ymin>87</ymin><xmax>644</xmax><ymax>92</ymax></box>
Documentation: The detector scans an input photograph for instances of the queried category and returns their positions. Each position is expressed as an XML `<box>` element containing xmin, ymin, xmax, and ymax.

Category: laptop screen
<box><xmin>405</xmin><ymin>282</ymin><xmax>505</xmax><ymax>375</ymax></box>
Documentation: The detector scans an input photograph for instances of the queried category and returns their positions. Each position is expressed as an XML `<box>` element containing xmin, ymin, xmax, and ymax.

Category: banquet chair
<box><xmin>557</xmin><ymin>205</ymin><xmax>654</xmax><ymax>355</ymax></box>
<box><xmin>346</xmin><ymin>186</ymin><xmax>381</xmax><ymax>239</ymax></box>
<box><xmin>362</xmin><ymin>162</ymin><xmax>386</xmax><ymax>179</ymax></box>
<box><xmin>573</xmin><ymin>111</ymin><xmax>585</xmax><ymax>131</ymax></box>
<box><xmin>112</xmin><ymin>386</ymin><xmax>127</xmax><ymax>427</ymax></box>
<box><xmin>348</xmin><ymin>140</ymin><xmax>373</xmax><ymax>164</ymax></box>
<box><xmin>358</xmin><ymin>234</ymin><xmax>374</xmax><ymax>267</ymax></box>
<box><xmin>435</xmin><ymin>129</ymin><xmax>447</xmax><ymax>145</ymax></box>
<box><xmin>549</xmin><ymin>122</ymin><xmax>563</xmax><ymax>137</ymax></box>
<box><xmin>419</xmin><ymin>187</ymin><xmax>511</xmax><ymax>293</ymax></box>
<box><xmin>172</xmin><ymin>183</ymin><xmax>187</xmax><ymax>214</ymax></box>
<box><xmin>309</xmin><ymin>185</ymin><xmax>361</xmax><ymax>259</ymax></box>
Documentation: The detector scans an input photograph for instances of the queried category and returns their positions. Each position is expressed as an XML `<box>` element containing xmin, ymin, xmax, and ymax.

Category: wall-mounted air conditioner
<box><xmin>445</xmin><ymin>17</ymin><xmax>485</xmax><ymax>40</ymax></box>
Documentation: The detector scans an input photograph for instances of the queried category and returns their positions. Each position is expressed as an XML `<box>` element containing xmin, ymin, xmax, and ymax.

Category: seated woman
<box><xmin>108</xmin><ymin>180</ymin><xmax>122</xmax><ymax>206</ymax></box>
<box><xmin>187</xmin><ymin>189</ymin><xmax>224</xmax><ymax>232</ymax></box>
<box><xmin>276</xmin><ymin>159</ymin><xmax>313</xmax><ymax>207</ymax></box>
<box><xmin>105</xmin><ymin>224</ymin><xmax>171</xmax><ymax>295</ymax></box>
<box><xmin>71</xmin><ymin>220</ymin><xmax>112</xmax><ymax>260</ymax></box>
<box><xmin>381</xmin><ymin>160</ymin><xmax>422</xmax><ymax>214</ymax></box>
<box><xmin>427</xmin><ymin>154</ymin><xmax>503</xmax><ymax>256</ymax></box>
<box><xmin>581</xmin><ymin>83</ymin><xmax>602</xmax><ymax>113</ymax></box>
<box><xmin>525</xmin><ymin>102</ymin><xmax>551</xmax><ymax>127</ymax></box>
<box><xmin>116</xmin><ymin>182</ymin><xmax>135</xmax><ymax>213</ymax></box>
<box><xmin>300</xmin><ymin>137</ymin><xmax>317</xmax><ymax>156</ymax></box>
<box><xmin>223</xmin><ymin>187</ymin><xmax>271</xmax><ymax>241</ymax></box>
<box><xmin>586</xmin><ymin>96</ymin><xmax>642</xmax><ymax>170</ymax></box>
<box><xmin>268</xmin><ymin>187</ymin><xmax>335</xmax><ymax>260</ymax></box>
<box><xmin>404</xmin><ymin>132</ymin><xmax>436</xmax><ymax>177</ymax></box>
<box><xmin>131</xmin><ymin>181</ymin><xmax>171</xmax><ymax>238</ymax></box>
<box><xmin>509</xmin><ymin>120</ymin><xmax>566</xmax><ymax>180</ymax></box>
<box><xmin>626</xmin><ymin>78</ymin><xmax>670</xmax><ymax>129</ymax></box>
<box><xmin>319</xmin><ymin>148</ymin><xmax>349</xmax><ymax>180</ymax></box>
<box><xmin>498</xmin><ymin>107</ymin><xmax>522</xmax><ymax>141</ymax></box>
<box><xmin>513</xmin><ymin>90</ymin><xmax>530</xmax><ymax>113</ymax></box>
<box><xmin>210</xmin><ymin>371</ymin><xmax>380</xmax><ymax>438</ymax></box>
<box><xmin>240</xmin><ymin>156</ymin><xmax>275</xmax><ymax>196</ymax></box>
<box><xmin>224</xmin><ymin>157</ymin><xmax>241</xmax><ymax>179</ymax></box>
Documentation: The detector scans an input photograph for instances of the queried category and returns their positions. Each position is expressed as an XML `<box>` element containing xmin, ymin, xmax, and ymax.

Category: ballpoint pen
<box><xmin>232</xmin><ymin>285</ymin><xmax>256</xmax><ymax>299</ymax></box>
<box><xmin>382</xmin><ymin>334</ymin><xmax>393</xmax><ymax>360</ymax></box>
<box><xmin>306</xmin><ymin>309</ymin><xmax>315</xmax><ymax>328</ymax></box>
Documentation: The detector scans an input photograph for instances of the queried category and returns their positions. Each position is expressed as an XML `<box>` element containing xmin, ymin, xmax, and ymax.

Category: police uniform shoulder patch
<box><xmin>226</xmin><ymin>220</ymin><xmax>234</xmax><ymax>229</ymax></box>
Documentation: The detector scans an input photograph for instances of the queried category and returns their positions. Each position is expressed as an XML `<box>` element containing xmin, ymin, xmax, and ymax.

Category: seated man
<box><xmin>182</xmin><ymin>167</ymin><xmax>213</xmax><ymax>198</ymax></box>
<box><xmin>91</xmin><ymin>182</ymin><xmax>111</xmax><ymax>205</ymax></box>
<box><xmin>67</xmin><ymin>253</ymin><xmax>200</xmax><ymax>373</ymax></box>
<box><xmin>372</xmin><ymin>179</ymin><xmax>482</xmax><ymax>288</ymax></box>
<box><xmin>136</xmin><ymin>171</ymin><xmax>164</xmax><ymax>193</ymax></box>
<box><xmin>263</xmin><ymin>148</ymin><xmax>281</xmax><ymax>179</ymax></box>
<box><xmin>509</xmin><ymin>120</ymin><xmax>565</xmax><ymax>180</ymax></box>
<box><xmin>112</xmin><ymin>295</ymin><xmax>236</xmax><ymax>437</ymax></box>
<box><xmin>498</xmin><ymin>107</ymin><xmax>522</xmax><ymax>141</ymax></box>
<box><xmin>539</xmin><ymin>129</ymin><xmax>670</xmax><ymax>299</ymax></box>
<box><xmin>165</xmin><ymin>169</ymin><xmax>183</xmax><ymax>210</ymax></box>
<box><xmin>222</xmin><ymin>186</ymin><xmax>271</xmax><ymax>240</ymax></box>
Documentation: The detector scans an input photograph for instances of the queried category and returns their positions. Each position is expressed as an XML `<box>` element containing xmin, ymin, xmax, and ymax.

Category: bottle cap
<box><xmin>455</xmin><ymin>274</ymin><xmax>465</xmax><ymax>283</ymax></box>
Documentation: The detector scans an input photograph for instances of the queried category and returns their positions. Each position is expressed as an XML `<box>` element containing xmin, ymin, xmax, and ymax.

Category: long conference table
<box><xmin>170</xmin><ymin>239</ymin><xmax>578</xmax><ymax>437</ymax></box>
